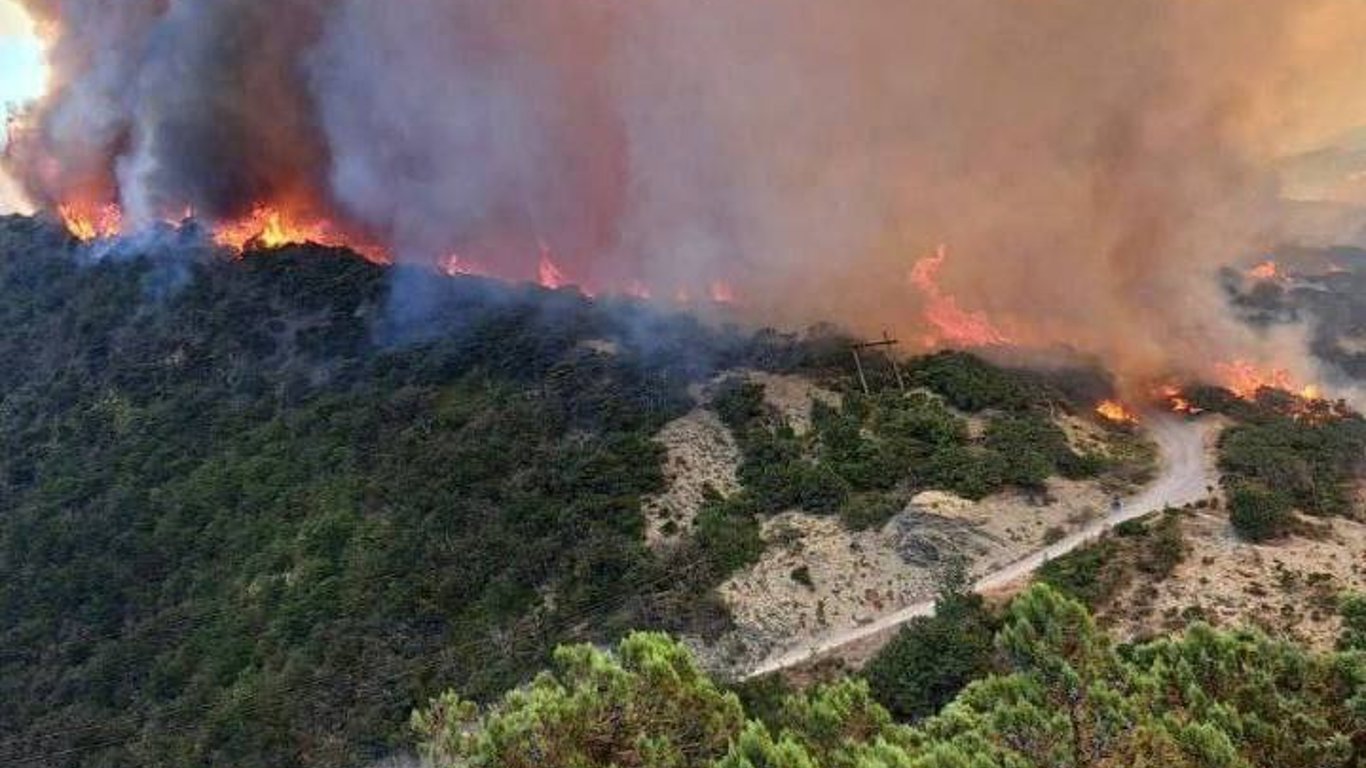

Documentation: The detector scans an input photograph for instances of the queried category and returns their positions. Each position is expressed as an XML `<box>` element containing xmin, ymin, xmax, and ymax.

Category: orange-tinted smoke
<box><xmin>10</xmin><ymin>0</ymin><xmax>1366</xmax><ymax>392</ymax></box>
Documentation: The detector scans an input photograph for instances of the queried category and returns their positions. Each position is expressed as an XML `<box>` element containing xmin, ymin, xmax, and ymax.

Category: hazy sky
<box><xmin>0</xmin><ymin>0</ymin><xmax>43</xmax><ymax>212</ymax></box>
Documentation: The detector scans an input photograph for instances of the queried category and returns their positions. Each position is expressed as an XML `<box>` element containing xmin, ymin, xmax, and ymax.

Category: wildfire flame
<box><xmin>55</xmin><ymin>200</ymin><xmax>390</xmax><ymax>262</ymax></box>
<box><xmin>909</xmin><ymin>245</ymin><xmax>1010</xmax><ymax>348</ymax></box>
<box><xmin>537</xmin><ymin>239</ymin><xmax>567</xmax><ymax>290</ymax></box>
<box><xmin>1095</xmin><ymin>399</ymin><xmax>1139</xmax><ymax>424</ymax></box>
<box><xmin>440</xmin><ymin>253</ymin><xmax>485</xmax><ymax>277</ymax></box>
<box><xmin>211</xmin><ymin>205</ymin><xmax>386</xmax><ymax>261</ymax></box>
<box><xmin>1156</xmin><ymin>384</ymin><xmax>1202</xmax><ymax>415</ymax></box>
<box><xmin>1158</xmin><ymin>367</ymin><xmax>1332</xmax><ymax>422</ymax></box>
<box><xmin>1247</xmin><ymin>260</ymin><xmax>1280</xmax><ymax>281</ymax></box>
<box><xmin>1213</xmin><ymin>360</ymin><xmax>1298</xmax><ymax>400</ymax></box>
<box><xmin>51</xmin><ymin>202</ymin><xmax>759</xmax><ymax>306</ymax></box>
<box><xmin>59</xmin><ymin>203</ymin><xmax>122</xmax><ymax>241</ymax></box>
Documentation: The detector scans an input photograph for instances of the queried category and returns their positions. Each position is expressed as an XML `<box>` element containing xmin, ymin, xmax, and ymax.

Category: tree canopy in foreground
<box><xmin>416</xmin><ymin>584</ymin><xmax>1366</xmax><ymax>768</ymax></box>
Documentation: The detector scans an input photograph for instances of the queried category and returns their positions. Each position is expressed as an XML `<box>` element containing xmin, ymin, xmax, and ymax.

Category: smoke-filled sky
<box><xmin>0</xmin><ymin>0</ymin><xmax>44</xmax><ymax>212</ymax></box>
<box><xmin>7</xmin><ymin>0</ymin><xmax>1366</xmax><ymax>388</ymax></box>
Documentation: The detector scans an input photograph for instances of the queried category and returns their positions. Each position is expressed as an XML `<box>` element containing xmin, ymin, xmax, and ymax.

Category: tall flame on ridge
<box><xmin>908</xmin><ymin>245</ymin><xmax>1010</xmax><ymax>349</ymax></box>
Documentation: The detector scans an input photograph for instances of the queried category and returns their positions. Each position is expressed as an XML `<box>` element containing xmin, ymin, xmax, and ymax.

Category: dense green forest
<box><xmin>0</xmin><ymin>215</ymin><xmax>1125</xmax><ymax>767</ymax></box>
<box><xmin>416</xmin><ymin>583</ymin><xmax>1366</xmax><ymax>768</ymax></box>
<box><xmin>0</xmin><ymin>215</ymin><xmax>802</xmax><ymax>767</ymax></box>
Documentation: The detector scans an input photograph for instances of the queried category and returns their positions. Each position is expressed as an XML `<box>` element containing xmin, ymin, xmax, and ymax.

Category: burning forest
<box><xmin>4</xmin><ymin>0</ymin><xmax>1366</xmax><ymax>402</ymax></box>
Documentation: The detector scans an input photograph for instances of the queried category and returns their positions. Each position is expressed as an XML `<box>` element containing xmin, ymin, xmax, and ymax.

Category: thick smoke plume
<box><xmin>8</xmin><ymin>0</ymin><xmax>1366</xmax><ymax>389</ymax></box>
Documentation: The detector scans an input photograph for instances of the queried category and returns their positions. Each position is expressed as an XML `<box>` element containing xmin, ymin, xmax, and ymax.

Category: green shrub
<box><xmin>694</xmin><ymin>496</ymin><xmax>765</xmax><ymax>577</ymax></box>
<box><xmin>839</xmin><ymin>491</ymin><xmax>905</xmax><ymax>532</ymax></box>
<box><xmin>862</xmin><ymin>591</ymin><xmax>1000</xmax><ymax>721</ymax></box>
<box><xmin>1036</xmin><ymin>538</ymin><xmax>1123</xmax><ymax>608</ymax></box>
<box><xmin>909</xmin><ymin>351</ymin><xmax>1036</xmax><ymax>412</ymax></box>
<box><xmin>713</xmin><ymin>378</ymin><xmax>768</xmax><ymax>431</ymax></box>
<box><xmin>1338</xmin><ymin>593</ymin><xmax>1366</xmax><ymax>651</ymax></box>
<box><xmin>1219</xmin><ymin>415</ymin><xmax>1366</xmax><ymax>518</ymax></box>
<box><xmin>1113</xmin><ymin>518</ymin><xmax>1147</xmax><ymax>537</ymax></box>
<box><xmin>1138</xmin><ymin>512</ymin><xmax>1186</xmax><ymax>577</ymax></box>
<box><xmin>985</xmin><ymin>412</ymin><xmax>1092</xmax><ymax>488</ymax></box>
<box><xmin>920</xmin><ymin>445</ymin><xmax>1007</xmax><ymax>500</ymax></box>
<box><xmin>1228</xmin><ymin>484</ymin><xmax>1294</xmax><ymax>542</ymax></box>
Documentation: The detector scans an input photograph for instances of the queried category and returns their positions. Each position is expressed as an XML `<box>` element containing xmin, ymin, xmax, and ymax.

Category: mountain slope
<box><xmin>0</xmin><ymin>216</ymin><xmax>771</xmax><ymax>767</ymax></box>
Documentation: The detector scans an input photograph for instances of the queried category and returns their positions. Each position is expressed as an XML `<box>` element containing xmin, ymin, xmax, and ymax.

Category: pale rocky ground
<box><xmin>1101</xmin><ymin>509</ymin><xmax>1366</xmax><ymax>650</ymax></box>
<box><xmin>643</xmin><ymin>369</ymin><xmax>1147</xmax><ymax>672</ymax></box>
<box><xmin>741</xmin><ymin>370</ymin><xmax>842</xmax><ymax>435</ymax></box>
<box><xmin>641</xmin><ymin>371</ymin><xmax>841</xmax><ymax>547</ymax></box>
<box><xmin>1024</xmin><ymin>415</ymin><xmax>1366</xmax><ymax>652</ymax></box>
<box><xmin>642</xmin><ymin>407</ymin><xmax>741</xmax><ymax>547</ymax></box>
<box><xmin>705</xmin><ymin>479</ymin><xmax>1115</xmax><ymax>670</ymax></box>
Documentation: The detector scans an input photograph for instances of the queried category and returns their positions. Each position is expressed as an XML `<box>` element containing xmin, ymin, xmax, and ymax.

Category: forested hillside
<box><xmin>0</xmin><ymin>214</ymin><xmax>1157</xmax><ymax>766</ymax></box>
<box><xmin>0</xmin><ymin>215</ymin><xmax>820</xmax><ymax>767</ymax></box>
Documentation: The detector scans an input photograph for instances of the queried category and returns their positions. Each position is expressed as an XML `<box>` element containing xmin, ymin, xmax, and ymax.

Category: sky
<box><xmin>0</xmin><ymin>0</ymin><xmax>45</xmax><ymax>212</ymax></box>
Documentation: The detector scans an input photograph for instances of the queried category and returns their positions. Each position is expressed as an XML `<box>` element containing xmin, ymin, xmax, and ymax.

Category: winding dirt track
<box><xmin>744</xmin><ymin>414</ymin><xmax>1215</xmax><ymax>678</ymax></box>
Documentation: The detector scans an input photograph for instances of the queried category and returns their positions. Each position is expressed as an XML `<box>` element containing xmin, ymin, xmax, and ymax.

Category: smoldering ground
<box><xmin>8</xmin><ymin>0</ymin><xmax>1366</xmax><ymax>388</ymax></box>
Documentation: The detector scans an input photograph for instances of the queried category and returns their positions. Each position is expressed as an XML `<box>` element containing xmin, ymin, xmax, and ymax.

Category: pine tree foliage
<box><xmin>418</xmin><ymin>585</ymin><xmax>1366</xmax><ymax>768</ymax></box>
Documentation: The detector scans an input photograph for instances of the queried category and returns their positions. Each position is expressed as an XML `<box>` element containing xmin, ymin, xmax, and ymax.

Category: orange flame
<box><xmin>1247</xmin><ymin>260</ymin><xmax>1280</xmax><ymax>281</ymax></box>
<box><xmin>709</xmin><ymin>280</ymin><xmax>736</xmax><ymax>304</ymax></box>
<box><xmin>909</xmin><ymin>245</ymin><xmax>1010</xmax><ymax>348</ymax></box>
<box><xmin>59</xmin><ymin>203</ymin><xmax>122</xmax><ymax>241</ymax></box>
<box><xmin>536</xmin><ymin>239</ymin><xmax>567</xmax><ymax>290</ymax></box>
<box><xmin>56</xmin><ymin>200</ymin><xmax>388</xmax><ymax>262</ymax></box>
<box><xmin>1212</xmin><ymin>360</ymin><xmax>1327</xmax><ymax>405</ymax></box>
<box><xmin>1213</xmin><ymin>360</ymin><xmax>1295</xmax><ymax>400</ymax></box>
<box><xmin>1095</xmin><ymin>399</ymin><xmax>1139</xmax><ymax>424</ymax></box>
<box><xmin>210</xmin><ymin>205</ymin><xmax>382</xmax><ymax>258</ymax></box>
<box><xmin>1155</xmin><ymin>384</ymin><xmax>1201</xmax><ymax>415</ymax></box>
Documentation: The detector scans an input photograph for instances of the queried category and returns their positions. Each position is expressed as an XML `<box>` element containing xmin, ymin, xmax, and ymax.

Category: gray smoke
<box><xmin>9</xmin><ymin>0</ymin><xmax>1366</xmax><ymax>387</ymax></box>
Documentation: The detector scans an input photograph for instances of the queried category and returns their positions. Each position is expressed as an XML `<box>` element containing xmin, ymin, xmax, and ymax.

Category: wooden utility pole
<box><xmin>851</xmin><ymin>346</ymin><xmax>870</xmax><ymax>394</ymax></box>
<box><xmin>850</xmin><ymin>331</ymin><xmax>905</xmax><ymax>394</ymax></box>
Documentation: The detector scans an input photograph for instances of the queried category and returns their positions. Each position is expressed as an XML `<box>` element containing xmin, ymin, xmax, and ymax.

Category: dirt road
<box><xmin>744</xmin><ymin>414</ymin><xmax>1216</xmax><ymax>678</ymax></box>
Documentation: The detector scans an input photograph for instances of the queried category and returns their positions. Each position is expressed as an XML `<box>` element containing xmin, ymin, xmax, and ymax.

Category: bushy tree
<box><xmin>1339</xmin><ymin>593</ymin><xmax>1366</xmax><ymax>652</ymax></box>
<box><xmin>862</xmin><ymin>588</ymin><xmax>1000</xmax><ymax>721</ymax></box>
<box><xmin>418</xmin><ymin>585</ymin><xmax>1366</xmax><ymax>768</ymax></box>
<box><xmin>1228</xmin><ymin>483</ymin><xmax>1294</xmax><ymax>542</ymax></box>
<box><xmin>413</xmin><ymin>633</ymin><xmax>748</xmax><ymax>767</ymax></box>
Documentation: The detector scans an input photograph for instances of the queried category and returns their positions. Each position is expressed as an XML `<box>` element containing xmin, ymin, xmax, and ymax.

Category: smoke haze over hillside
<box><xmin>7</xmin><ymin>0</ymin><xmax>1366</xmax><ymax>387</ymax></box>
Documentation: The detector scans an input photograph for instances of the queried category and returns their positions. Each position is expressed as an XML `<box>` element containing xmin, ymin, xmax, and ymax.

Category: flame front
<box><xmin>211</xmin><ymin>205</ymin><xmax>387</xmax><ymax>261</ymax></box>
<box><xmin>909</xmin><ymin>245</ymin><xmax>1010</xmax><ymax>348</ymax></box>
<box><xmin>1156</xmin><ymin>384</ymin><xmax>1201</xmax><ymax>415</ymax></box>
<box><xmin>537</xmin><ymin>240</ymin><xmax>567</xmax><ymax>290</ymax></box>
<box><xmin>54</xmin><ymin>200</ymin><xmax>390</xmax><ymax>263</ymax></box>
<box><xmin>1247</xmin><ymin>260</ymin><xmax>1280</xmax><ymax>281</ymax></box>
<box><xmin>1214</xmin><ymin>360</ymin><xmax>1298</xmax><ymax>400</ymax></box>
<box><xmin>59</xmin><ymin>203</ymin><xmax>122</xmax><ymax>241</ymax></box>
<box><xmin>1095</xmin><ymin>399</ymin><xmax>1139</xmax><ymax>424</ymax></box>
